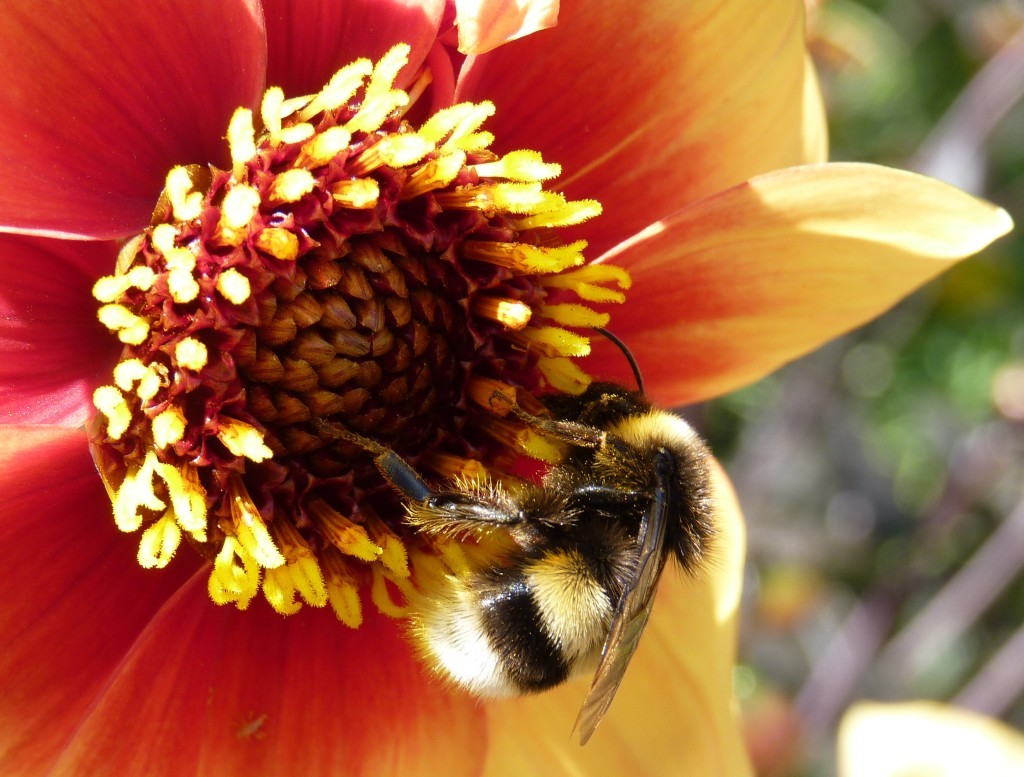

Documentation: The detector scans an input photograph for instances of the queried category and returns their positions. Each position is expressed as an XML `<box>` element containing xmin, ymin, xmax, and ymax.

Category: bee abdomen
<box><xmin>411</xmin><ymin>552</ymin><xmax>611</xmax><ymax>697</ymax></box>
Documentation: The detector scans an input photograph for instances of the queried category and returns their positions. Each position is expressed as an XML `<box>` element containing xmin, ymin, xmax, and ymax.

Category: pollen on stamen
<box><xmin>255</xmin><ymin>227</ymin><xmax>300</xmax><ymax>260</ymax></box>
<box><xmin>268</xmin><ymin>168</ymin><xmax>316</xmax><ymax>204</ymax></box>
<box><xmin>175</xmin><ymin>337</ymin><xmax>208</xmax><ymax>371</ymax></box>
<box><xmin>216</xmin><ymin>268</ymin><xmax>251</xmax><ymax>304</ymax></box>
<box><xmin>152</xmin><ymin>406</ymin><xmax>187</xmax><ymax>448</ymax></box>
<box><xmin>165</xmin><ymin>166</ymin><xmax>203</xmax><ymax>222</ymax></box>
<box><xmin>330</xmin><ymin>178</ymin><xmax>380</xmax><ymax>208</ymax></box>
<box><xmin>217</xmin><ymin>419</ymin><xmax>273</xmax><ymax>462</ymax></box>
<box><xmin>472</xmin><ymin>296</ymin><xmax>532</xmax><ymax>330</ymax></box>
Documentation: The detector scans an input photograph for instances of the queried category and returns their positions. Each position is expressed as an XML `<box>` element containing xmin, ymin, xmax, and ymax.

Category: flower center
<box><xmin>89</xmin><ymin>45</ymin><xmax>630</xmax><ymax>625</ymax></box>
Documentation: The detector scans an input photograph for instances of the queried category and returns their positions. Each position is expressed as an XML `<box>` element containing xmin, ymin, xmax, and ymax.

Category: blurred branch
<box><xmin>911</xmin><ymin>23</ymin><xmax>1024</xmax><ymax>192</ymax></box>
<box><xmin>875</xmin><ymin>492</ymin><xmax>1024</xmax><ymax>682</ymax></box>
<box><xmin>954</xmin><ymin>622</ymin><xmax>1024</xmax><ymax>717</ymax></box>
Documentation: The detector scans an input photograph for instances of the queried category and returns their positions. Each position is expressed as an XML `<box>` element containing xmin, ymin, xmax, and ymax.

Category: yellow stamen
<box><xmin>268</xmin><ymin>168</ymin><xmax>316</xmax><ymax>204</ymax></box>
<box><xmin>165</xmin><ymin>166</ymin><xmax>203</xmax><ymax>222</ymax></box>
<box><xmin>346</xmin><ymin>44</ymin><xmax>410</xmax><ymax>133</ymax></box>
<box><xmin>513</xmin><ymin>199</ymin><xmax>603</xmax><ymax>230</ymax></box>
<box><xmin>155</xmin><ymin>461</ymin><xmax>207</xmax><ymax>537</ymax></box>
<box><xmin>137</xmin><ymin>512</ymin><xmax>182</xmax><ymax>569</ymax></box>
<box><xmin>111</xmin><ymin>451</ymin><xmax>165</xmax><ymax>532</ymax></box>
<box><xmin>217</xmin><ymin>418</ymin><xmax>274</xmax><ymax>462</ymax></box>
<box><xmin>370</xmin><ymin>566</ymin><xmax>413</xmax><ymax>617</ymax></box>
<box><xmin>92</xmin><ymin>266</ymin><xmax>156</xmax><ymax>302</ymax></box>
<box><xmin>472</xmin><ymin>150</ymin><xmax>562</xmax><ymax>182</ymax></box>
<box><xmin>262</xmin><ymin>521</ymin><xmax>328</xmax><ymax>614</ymax></box>
<box><xmin>350</xmin><ymin>134</ymin><xmax>433</xmax><ymax>176</ymax></box>
<box><xmin>297</xmin><ymin>59</ymin><xmax>373</xmax><ymax>122</ymax></box>
<box><xmin>175</xmin><ymin>337</ymin><xmax>208</xmax><ymax>371</ymax></box>
<box><xmin>400</xmin><ymin>150</ymin><xmax>466</xmax><ymax>199</ymax></box>
<box><xmin>477</xmin><ymin>416</ymin><xmax>564</xmax><ymax>463</ymax></box>
<box><xmin>307</xmin><ymin>500</ymin><xmax>382</xmax><ymax>562</ymax></box>
<box><xmin>509</xmin><ymin>326</ymin><xmax>591</xmax><ymax>358</ymax></box>
<box><xmin>255</xmin><ymin>227</ymin><xmax>300</xmax><ymax>261</ymax></box>
<box><xmin>541</xmin><ymin>263</ymin><xmax>633</xmax><ymax>302</ymax></box>
<box><xmin>93</xmin><ymin>385</ymin><xmax>132</xmax><ymax>440</ymax></box>
<box><xmin>97</xmin><ymin>304</ymin><xmax>150</xmax><ymax>345</ymax></box>
<box><xmin>296</xmin><ymin>126</ymin><xmax>352</xmax><ymax>169</ymax></box>
<box><xmin>228</xmin><ymin>108</ymin><xmax>257</xmax><ymax>180</ymax></box>
<box><xmin>471</xmin><ymin>296</ymin><xmax>532</xmax><ymax>330</ymax></box>
<box><xmin>330</xmin><ymin>178</ymin><xmax>380</xmax><ymax>209</ymax></box>
<box><xmin>366</xmin><ymin>515</ymin><xmax>409</xmax><ymax>577</ymax></box>
<box><xmin>260</xmin><ymin>86</ymin><xmax>285</xmax><ymax>142</ymax></box>
<box><xmin>215</xmin><ymin>184</ymin><xmax>261</xmax><ymax>246</ymax></box>
<box><xmin>435</xmin><ymin>182</ymin><xmax>563</xmax><ymax>215</ymax></box>
<box><xmin>537</xmin><ymin>303</ymin><xmax>610</xmax><ymax>329</ymax></box>
<box><xmin>466</xmin><ymin>376</ymin><xmax>518</xmax><ymax>416</ymax></box>
<box><xmin>228</xmin><ymin>480</ymin><xmax>286</xmax><ymax>569</ymax></box>
<box><xmin>538</xmin><ymin>356</ymin><xmax>593</xmax><ymax>395</ymax></box>
<box><xmin>208</xmin><ymin>536</ymin><xmax>261</xmax><ymax>609</ymax></box>
<box><xmin>152</xmin><ymin>405</ymin><xmax>187</xmax><ymax>448</ymax></box>
<box><xmin>460</xmin><ymin>239</ymin><xmax>587</xmax><ymax>274</ymax></box>
<box><xmin>322</xmin><ymin>547</ymin><xmax>364</xmax><ymax>627</ymax></box>
<box><xmin>216</xmin><ymin>268</ymin><xmax>252</xmax><ymax>304</ymax></box>
<box><xmin>168</xmin><ymin>269</ymin><xmax>200</xmax><ymax>304</ymax></box>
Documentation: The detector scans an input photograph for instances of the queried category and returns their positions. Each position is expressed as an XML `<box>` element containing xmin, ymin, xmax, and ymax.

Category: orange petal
<box><xmin>483</xmin><ymin>460</ymin><xmax>752</xmax><ymax>776</ymax></box>
<box><xmin>457</xmin><ymin>0</ymin><xmax>819</xmax><ymax>257</ymax></box>
<box><xmin>588</xmin><ymin>163</ymin><xmax>1013</xmax><ymax>406</ymax></box>
<box><xmin>454</xmin><ymin>0</ymin><xmax>559</xmax><ymax>55</ymax></box>
<box><xmin>0</xmin><ymin>235</ymin><xmax>120</xmax><ymax>425</ymax></box>
<box><xmin>0</xmin><ymin>0</ymin><xmax>267</xmax><ymax>239</ymax></box>
<box><xmin>261</xmin><ymin>0</ymin><xmax>446</xmax><ymax>96</ymax></box>
<box><xmin>48</xmin><ymin>570</ymin><xmax>487</xmax><ymax>777</ymax></box>
<box><xmin>839</xmin><ymin>702</ymin><xmax>1024</xmax><ymax>776</ymax></box>
<box><xmin>0</xmin><ymin>426</ymin><xmax>196</xmax><ymax>777</ymax></box>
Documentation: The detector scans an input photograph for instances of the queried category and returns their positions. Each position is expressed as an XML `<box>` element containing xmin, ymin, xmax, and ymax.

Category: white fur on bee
<box><xmin>408</xmin><ymin>580</ymin><xmax>518</xmax><ymax>697</ymax></box>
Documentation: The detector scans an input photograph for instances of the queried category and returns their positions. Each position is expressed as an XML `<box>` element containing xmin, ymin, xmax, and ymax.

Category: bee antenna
<box><xmin>592</xmin><ymin>327</ymin><xmax>645</xmax><ymax>395</ymax></box>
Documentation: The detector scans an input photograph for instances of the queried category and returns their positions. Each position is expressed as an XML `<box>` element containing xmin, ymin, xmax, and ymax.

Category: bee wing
<box><xmin>572</xmin><ymin>452</ymin><xmax>672</xmax><ymax>745</ymax></box>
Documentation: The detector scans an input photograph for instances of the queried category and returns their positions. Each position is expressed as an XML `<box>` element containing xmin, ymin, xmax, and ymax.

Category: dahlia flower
<box><xmin>0</xmin><ymin>0</ymin><xmax>1010</xmax><ymax>775</ymax></box>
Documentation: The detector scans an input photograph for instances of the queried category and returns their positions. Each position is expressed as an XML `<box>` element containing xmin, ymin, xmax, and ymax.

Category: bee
<box><xmin>320</xmin><ymin>334</ymin><xmax>714</xmax><ymax>744</ymax></box>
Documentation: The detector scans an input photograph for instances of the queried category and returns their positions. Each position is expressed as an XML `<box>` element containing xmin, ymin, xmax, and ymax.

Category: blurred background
<box><xmin>704</xmin><ymin>1</ymin><xmax>1024</xmax><ymax>773</ymax></box>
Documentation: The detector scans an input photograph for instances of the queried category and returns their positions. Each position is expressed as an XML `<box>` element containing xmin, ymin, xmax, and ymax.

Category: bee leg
<box><xmin>315</xmin><ymin>419</ymin><xmax>432</xmax><ymax>502</ymax></box>
<box><xmin>488</xmin><ymin>390</ymin><xmax>605</xmax><ymax>449</ymax></box>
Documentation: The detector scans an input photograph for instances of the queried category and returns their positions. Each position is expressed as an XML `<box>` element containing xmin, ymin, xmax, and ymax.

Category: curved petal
<box><xmin>0</xmin><ymin>0</ymin><xmax>267</xmax><ymax>240</ymax></box>
<box><xmin>456</xmin><ymin>0</ymin><xmax>817</xmax><ymax>257</ymax></box>
<box><xmin>839</xmin><ymin>702</ymin><xmax>1024</xmax><ymax>777</ymax></box>
<box><xmin>588</xmin><ymin>163</ymin><xmax>1014</xmax><ymax>406</ymax></box>
<box><xmin>0</xmin><ymin>235</ymin><xmax>120</xmax><ymax>425</ymax></box>
<box><xmin>261</xmin><ymin>0</ymin><xmax>445</xmax><ymax>97</ymax></box>
<box><xmin>803</xmin><ymin>55</ymin><xmax>829</xmax><ymax>164</ymax></box>
<box><xmin>454</xmin><ymin>0</ymin><xmax>559</xmax><ymax>55</ymax></box>
<box><xmin>0</xmin><ymin>426</ymin><xmax>196</xmax><ymax>777</ymax></box>
<box><xmin>49</xmin><ymin>570</ymin><xmax>487</xmax><ymax>776</ymax></box>
<box><xmin>483</xmin><ymin>461</ymin><xmax>751</xmax><ymax>776</ymax></box>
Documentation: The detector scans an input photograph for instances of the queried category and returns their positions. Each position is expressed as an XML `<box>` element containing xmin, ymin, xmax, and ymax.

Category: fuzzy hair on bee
<box><xmin>319</xmin><ymin>378</ymin><xmax>715</xmax><ymax>745</ymax></box>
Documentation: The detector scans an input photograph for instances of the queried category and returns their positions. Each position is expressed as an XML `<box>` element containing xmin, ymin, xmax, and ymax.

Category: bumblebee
<box><xmin>323</xmin><ymin>374</ymin><xmax>714</xmax><ymax>744</ymax></box>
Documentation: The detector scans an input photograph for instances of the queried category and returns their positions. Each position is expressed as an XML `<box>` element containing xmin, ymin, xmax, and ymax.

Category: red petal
<box><xmin>453</xmin><ymin>0</ymin><xmax>559</xmax><ymax>55</ymax></box>
<box><xmin>587</xmin><ymin>163</ymin><xmax>1014</xmax><ymax>405</ymax></box>
<box><xmin>0</xmin><ymin>426</ymin><xmax>196</xmax><ymax>777</ymax></box>
<box><xmin>49</xmin><ymin>572</ymin><xmax>487</xmax><ymax>776</ymax></box>
<box><xmin>456</xmin><ymin>0</ymin><xmax>816</xmax><ymax>257</ymax></box>
<box><xmin>0</xmin><ymin>235</ymin><xmax>120</xmax><ymax>425</ymax></box>
<box><xmin>261</xmin><ymin>0</ymin><xmax>446</xmax><ymax>96</ymax></box>
<box><xmin>0</xmin><ymin>0</ymin><xmax>267</xmax><ymax>240</ymax></box>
